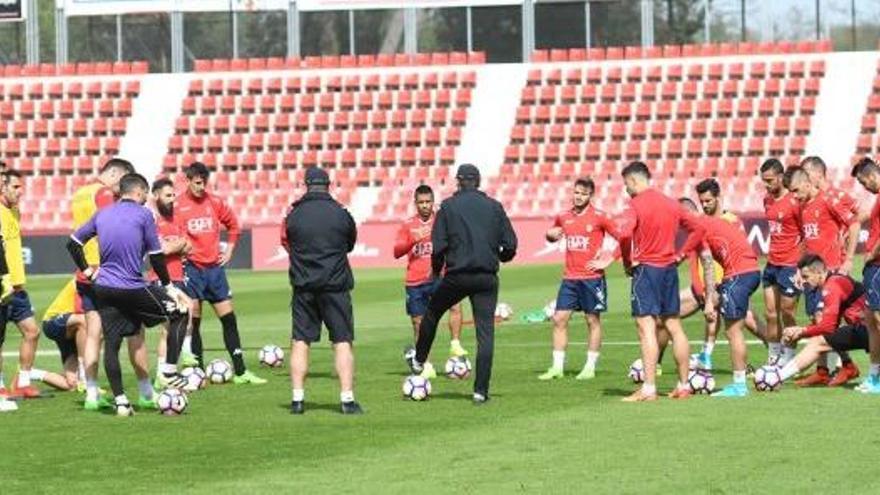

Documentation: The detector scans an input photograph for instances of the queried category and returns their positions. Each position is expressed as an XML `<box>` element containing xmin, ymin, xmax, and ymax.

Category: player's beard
<box><xmin>158</xmin><ymin>202</ymin><xmax>174</xmax><ymax>218</ymax></box>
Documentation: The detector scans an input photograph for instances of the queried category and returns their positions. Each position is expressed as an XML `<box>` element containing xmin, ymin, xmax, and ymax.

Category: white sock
<box><xmin>160</xmin><ymin>363</ymin><xmax>177</xmax><ymax>375</ymax></box>
<box><xmin>733</xmin><ymin>370</ymin><xmax>746</xmax><ymax>384</ymax></box>
<box><xmin>86</xmin><ymin>379</ymin><xmax>99</xmax><ymax>402</ymax></box>
<box><xmin>157</xmin><ymin>356</ymin><xmax>166</xmax><ymax>372</ymax></box>
<box><xmin>292</xmin><ymin>388</ymin><xmax>304</xmax><ymax>402</ymax></box>
<box><xmin>641</xmin><ymin>383</ymin><xmax>657</xmax><ymax>396</ymax></box>
<box><xmin>870</xmin><ymin>364</ymin><xmax>880</xmax><ymax>377</ymax></box>
<box><xmin>77</xmin><ymin>361</ymin><xmax>86</xmax><ymax>384</ymax></box>
<box><xmin>450</xmin><ymin>339</ymin><xmax>461</xmax><ymax>348</ymax></box>
<box><xmin>780</xmin><ymin>360</ymin><xmax>801</xmax><ymax>381</ymax></box>
<box><xmin>182</xmin><ymin>336</ymin><xmax>193</xmax><ymax>354</ymax></box>
<box><xmin>28</xmin><ymin>369</ymin><xmax>47</xmax><ymax>381</ymax></box>
<box><xmin>340</xmin><ymin>390</ymin><xmax>355</xmax><ymax>403</ymax></box>
<box><xmin>702</xmin><ymin>342</ymin><xmax>715</xmax><ymax>356</ymax></box>
<box><xmin>114</xmin><ymin>394</ymin><xmax>129</xmax><ymax>406</ymax></box>
<box><xmin>585</xmin><ymin>351</ymin><xmax>600</xmax><ymax>369</ymax></box>
<box><xmin>552</xmin><ymin>350</ymin><xmax>565</xmax><ymax>370</ymax></box>
<box><xmin>782</xmin><ymin>345</ymin><xmax>797</xmax><ymax>361</ymax></box>
<box><xmin>17</xmin><ymin>370</ymin><xmax>31</xmax><ymax>387</ymax></box>
<box><xmin>768</xmin><ymin>342</ymin><xmax>782</xmax><ymax>358</ymax></box>
<box><xmin>0</xmin><ymin>371</ymin><xmax>5</xmax><ymax>388</ymax></box>
<box><xmin>137</xmin><ymin>378</ymin><xmax>154</xmax><ymax>400</ymax></box>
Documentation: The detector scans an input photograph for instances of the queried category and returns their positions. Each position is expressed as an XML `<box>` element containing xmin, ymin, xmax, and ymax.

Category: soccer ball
<box><xmin>206</xmin><ymin>359</ymin><xmax>233</xmax><ymax>384</ymax></box>
<box><xmin>495</xmin><ymin>303</ymin><xmax>513</xmax><ymax>320</ymax></box>
<box><xmin>402</xmin><ymin>375</ymin><xmax>432</xmax><ymax>401</ymax></box>
<box><xmin>157</xmin><ymin>388</ymin><xmax>188</xmax><ymax>416</ymax></box>
<box><xmin>543</xmin><ymin>300</ymin><xmax>557</xmax><ymax>320</ymax></box>
<box><xmin>687</xmin><ymin>369</ymin><xmax>716</xmax><ymax>394</ymax></box>
<box><xmin>180</xmin><ymin>366</ymin><xmax>207</xmax><ymax>392</ymax></box>
<box><xmin>258</xmin><ymin>345</ymin><xmax>284</xmax><ymax>368</ymax></box>
<box><xmin>628</xmin><ymin>358</ymin><xmax>645</xmax><ymax>383</ymax></box>
<box><xmin>444</xmin><ymin>356</ymin><xmax>471</xmax><ymax>379</ymax></box>
<box><xmin>754</xmin><ymin>365</ymin><xmax>783</xmax><ymax>392</ymax></box>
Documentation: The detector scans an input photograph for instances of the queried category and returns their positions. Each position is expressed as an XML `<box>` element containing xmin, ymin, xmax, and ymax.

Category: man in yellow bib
<box><xmin>36</xmin><ymin>279</ymin><xmax>87</xmax><ymax>391</ymax></box>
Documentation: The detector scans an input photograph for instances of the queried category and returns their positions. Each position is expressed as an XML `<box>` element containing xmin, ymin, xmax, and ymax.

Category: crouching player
<box><xmin>778</xmin><ymin>254</ymin><xmax>870</xmax><ymax>385</ymax></box>
<box><xmin>38</xmin><ymin>279</ymin><xmax>87</xmax><ymax>391</ymax></box>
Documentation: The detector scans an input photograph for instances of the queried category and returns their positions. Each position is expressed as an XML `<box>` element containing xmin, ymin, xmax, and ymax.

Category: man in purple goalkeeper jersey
<box><xmin>67</xmin><ymin>173</ymin><xmax>192</xmax><ymax>417</ymax></box>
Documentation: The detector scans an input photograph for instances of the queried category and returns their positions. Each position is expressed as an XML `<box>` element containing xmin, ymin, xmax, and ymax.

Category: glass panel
<box><xmin>417</xmin><ymin>7</ymin><xmax>467</xmax><ymax>53</ymax></box>
<box><xmin>183</xmin><ymin>11</ymin><xmax>233</xmax><ymax>70</ymax></box>
<box><xmin>589</xmin><ymin>0</ymin><xmax>641</xmax><ymax>47</ymax></box>
<box><xmin>121</xmin><ymin>13</ymin><xmax>171</xmax><ymax>72</ymax></box>
<box><xmin>708</xmin><ymin>0</ymin><xmax>743</xmax><ymax>42</ymax></box>
<box><xmin>535</xmin><ymin>1</ymin><xmax>586</xmax><ymax>50</ymax></box>
<box><xmin>37</xmin><ymin>0</ymin><xmax>56</xmax><ymax>63</ymax></box>
<box><xmin>354</xmin><ymin>9</ymin><xmax>404</xmax><ymax>54</ymax></box>
<box><xmin>238</xmin><ymin>10</ymin><xmax>287</xmax><ymax>58</ymax></box>
<box><xmin>472</xmin><ymin>5</ymin><xmax>522</xmax><ymax>62</ymax></box>
<box><xmin>0</xmin><ymin>21</ymin><xmax>25</xmax><ymax>64</ymax></box>
<box><xmin>654</xmin><ymin>0</ymin><xmax>706</xmax><ymax>45</ymax></box>
<box><xmin>300</xmin><ymin>10</ymin><xmax>350</xmax><ymax>56</ymax></box>
<box><xmin>68</xmin><ymin>15</ymin><xmax>117</xmax><ymax>63</ymax></box>
<box><xmin>854</xmin><ymin>0</ymin><xmax>880</xmax><ymax>51</ymax></box>
<box><xmin>744</xmin><ymin>0</ymin><xmax>817</xmax><ymax>42</ymax></box>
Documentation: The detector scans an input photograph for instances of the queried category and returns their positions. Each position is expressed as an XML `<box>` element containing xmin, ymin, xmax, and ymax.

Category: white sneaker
<box><xmin>0</xmin><ymin>399</ymin><xmax>18</xmax><ymax>412</ymax></box>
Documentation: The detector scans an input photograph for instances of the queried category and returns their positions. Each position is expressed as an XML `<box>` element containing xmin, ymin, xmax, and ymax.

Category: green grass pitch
<box><xmin>3</xmin><ymin>264</ymin><xmax>880</xmax><ymax>493</ymax></box>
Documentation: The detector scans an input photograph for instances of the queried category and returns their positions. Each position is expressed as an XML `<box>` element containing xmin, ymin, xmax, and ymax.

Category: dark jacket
<box><xmin>283</xmin><ymin>191</ymin><xmax>356</xmax><ymax>292</ymax></box>
<box><xmin>431</xmin><ymin>187</ymin><xmax>517</xmax><ymax>276</ymax></box>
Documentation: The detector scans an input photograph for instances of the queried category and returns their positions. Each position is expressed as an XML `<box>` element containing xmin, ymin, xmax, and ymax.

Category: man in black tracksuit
<box><xmin>412</xmin><ymin>164</ymin><xmax>518</xmax><ymax>404</ymax></box>
<box><xmin>282</xmin><ymin>167</ymin><xmax>362</xmax><ymax>415</ymax></box>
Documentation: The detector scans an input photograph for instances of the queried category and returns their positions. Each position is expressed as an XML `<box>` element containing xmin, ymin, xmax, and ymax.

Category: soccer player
<box><xmin>67</xmin><ymin>173</ymin><xmax>191</xmax><ymax>416</ymax></box>
<box><xmin>538</xmin><ymin>178</ymin><xmax>618</xmax><ymax>381</ymax></box>
<box><xmin>175</xmin><ymin>162</ymin><xmax>265</xmax><ymax>384</ymax></box>
<box><xmin>678</xmin><ymin>198</ymin><xmax>761</xmax><ymax>397</ymax></box>
<box><xmin>38</xmin><ymin>279</ymin><xmax>88</xmax><ymax>391</ymax></box>
<box><xmin>149</xmin><ymin>178</ymin><xmax>196</xmax><ymax>386</ymax></box>
<box><xmin>616</xmin><ymin>161</ymin><xmax>704</xmax><ymax>401</ymax></box>
<box><xmin>778</xmin><ymin>255</ymin><xmax>870</xmax><ymax>385</ymax></box>
<box><xmin>282</xmin><ymin>167</ymin><xmax>361</xmax><ymax>415</ymax></box>
<box><xmin>0</xmin><ymin>162</ymin><xmax>15</xmax><ymax>411</ymax></box>
<box><xmin>0</xmin><ymin>170</ymin><xmax>44</xmax><ymax>398</ymax></box>
<box><xmin>850</xmin><ymin>157</ymin><xmax>880</xmax><ymax>393</ymax></box>
<box><xmin>394</xmin><ymin>185</ymin><xmax>466</xmax><ymax>378</ymax></box>
<box><xmin>760</xmin><ymin>158</ymin><xmax>802</xmax><ymax>367</ymax></box>
<box><xmin>71</xmin><ymin>157</ymin><xmax>147</xmax><ymax>410</ymax></box>
<box><xmin>788</xmin><ymin>166</ymin><xmax>861</xmax><ymax>386</ymax></box>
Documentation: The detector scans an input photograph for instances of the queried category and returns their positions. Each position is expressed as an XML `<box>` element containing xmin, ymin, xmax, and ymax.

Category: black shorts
<box><xmin>292</xmin><ymin>290</ymin><xmax>353</xmax><ymax>344</ymax></box>
<box><xmin>94</xmin><ymin>284</ymin><xmax>186</xmax><ymax>338</ymax></box>
<box><xmin>823</xmin><ymin>325</ymin><xmax>870</xmax><ymax>353</ymax></box>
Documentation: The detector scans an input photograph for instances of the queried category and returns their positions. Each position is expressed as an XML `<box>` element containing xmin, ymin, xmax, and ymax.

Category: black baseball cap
<box><xmin>305</xmin><ymin>167</ymin><xmax>330</xmax><ymax>185</ymax></box>
<box><xmin>455</xmin><ymin>163</ymin><xmax>480</xmax><ymax>180</ymax></box>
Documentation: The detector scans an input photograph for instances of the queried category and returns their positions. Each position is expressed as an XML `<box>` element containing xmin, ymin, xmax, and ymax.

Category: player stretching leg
<box><xmin>37</xmin><ymin>279</ymin><xmax>88</xmax><ymax>392</ymax></box>
<box><xmin>176</xmin><ymin>163</ymin><xmax>264</xmax><ymax>384</ymax></box>
<box><xmin>678</xmin><ymin>199</ymin><xmax>761</xmax><ymax>397</ymax></box>
<box><xmin>851</xmin><ymin>158</ymin><xmax>880</xmax><ymax>393</ymax></box>
<box><xmin>539</xmin><ymin>178</ymin><xmax>619</xmax><ymax>381</ymax></box>
<box><xmin>617</xmin><ymin>162</ymin><xmax>704</xmax><ymax>401</ymax></box>
<box><xmin>394</xmin><ymin>185</ymin><xmax>466</xmax><ymax>379</ymax></box>
<box><xmin>68</xmin><ymin>174</ymin><xmax>190</xmax><ymax>416</ymax></box>
<box><xmin>788</xmin><ymin>166</ymin><xmax>861</xmax><ymax>386</ymax></box>
<box><xmin>778</xmin><ymin>255</ymin><xmax>870</xmax><ymax>384</ymax></box>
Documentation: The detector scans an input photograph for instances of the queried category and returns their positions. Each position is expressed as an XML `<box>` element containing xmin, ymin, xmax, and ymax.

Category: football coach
<box><xmin>411</xmin><ymin>164</ymin><xmax>518</xmax><ymax>404</ymax></box>
<box><xmin>281</xmin><ymin>167</ymin><xmax>361</xmax><ymax>416</ymax></box>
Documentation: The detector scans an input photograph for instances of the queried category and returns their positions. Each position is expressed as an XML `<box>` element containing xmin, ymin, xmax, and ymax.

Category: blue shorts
<box><xmin>719</xmin><ymin>271</ymin><xmax>760</xmax><ymax>321</ymax></box>
<box><xmin>42</xmin><ymin>314</ymin><xmax>77</xmax><ymax>363</ymax></box>
<box><xmin>804</xmin><ymin>285</ymin><xmax>823</xmax><ymax>318</ymax></box>
<box><xmin>556</xmin><ymin>278</ymin><xmax>607</xmax><ymax>314</ymax></box>
<box><xmin>183</xmin><ymin>264</ymin><xmax>232</xmax><ymax>304</ymax></box>
<box><xmin>762</xmin><ymin>263</ymin><xmax>801</xmax><ymax>297</ymax></box>
<box><xmin>631</xmin><ymin>264</ymin><xmax>680</xmax><ymax>317</ymax></box>
<box><xmin>405</xmin><ymin>280</ymin><xmax>439</xmax><ymax>317</ymax></box>
<box><xmin>1</xmin><ymin>290</ymin><xmax>35</xmax><ymax>324</ymax></box>
<box><xmin>864</xmin><ymin>264</ymin><xmax>880</xmax><ymax>311</ymax></box>
<box><xmin>76</xmin><ymin>281</ymin><xmax>98</xmax><ymax>312</ymax></box>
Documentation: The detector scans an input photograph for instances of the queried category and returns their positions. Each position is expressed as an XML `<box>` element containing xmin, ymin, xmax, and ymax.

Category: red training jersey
<box><xmin>393</xmin><ymin>214</ymin><xmax>435</xmax><ymax>286</ymax></box>
<box><xmin>802</xmin><ymin>274</ymin><xmax>866</xmax><ymax>337</ymax></box>
<box><xmin>799</xmin><ymin>191</ymin><xmax>856</xmax><ymax>271</ymax></box>
<box><xmin>551</xmin><ymin>206</ymin><xmax>617</xmax><ymax>280</ymax></box>
<box><xmin>694</xmin><ymin>215</ymin><xmax>760</xmax><ymax>279</ymax></box>
<box><xmin>175</xmin><ymin>190</ymin><xmax>240</xmax><ymax>268</ymax></box>
<box><xmin>763</xmin><ymin>191</ymin><xmax>801</xmax><ymax>266</ymax></box>
<box><xmin>147</xmin><ymin>210</ymin><xmax>186</xmax><ymax>283</ymax></box>
<box><xmin>617</xmin><ymin>188</ymin><xmax>704</xmax><ymax>267</ymax></box>
<box><xmin>866</xmin><ymin>195</ymin><xmax>880</xmax><ymax>265</ymax></box>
